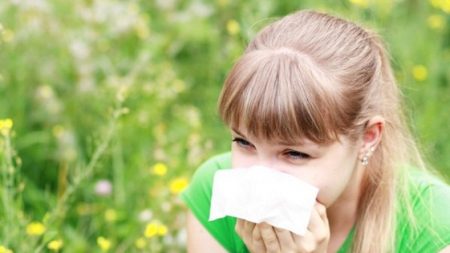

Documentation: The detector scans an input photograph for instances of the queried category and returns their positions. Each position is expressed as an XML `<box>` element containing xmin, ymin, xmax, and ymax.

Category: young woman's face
<box><xmin>230</xmin><ymin>126</ymin><xmax>363</xmax><ymax>208</ymax></box>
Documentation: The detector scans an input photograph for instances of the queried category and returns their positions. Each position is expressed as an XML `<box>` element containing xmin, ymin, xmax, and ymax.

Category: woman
<box><xmin>180</xmin><ymin>9</ymin><xmax>450</xmax><ymax>253</ymax></box>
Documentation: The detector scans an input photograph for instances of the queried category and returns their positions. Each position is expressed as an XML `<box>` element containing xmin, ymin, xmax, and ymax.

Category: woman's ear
<box><xmin>359</xmin><ymin>116</ymin><xmax>385</xmax><ymax>162</ymax></box>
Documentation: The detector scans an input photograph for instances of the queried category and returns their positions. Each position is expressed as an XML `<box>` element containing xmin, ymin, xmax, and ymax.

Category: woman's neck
<box><xmin>326</xmin><ymin>164</ymin><xmax>366</xmax><ymax>251</ymax></box>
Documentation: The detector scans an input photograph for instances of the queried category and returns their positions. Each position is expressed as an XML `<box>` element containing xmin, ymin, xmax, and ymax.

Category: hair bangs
<box><xmin>219</xmin><ymin>49</ymin><xmax>347</xmax><ymax>145</ymax></box>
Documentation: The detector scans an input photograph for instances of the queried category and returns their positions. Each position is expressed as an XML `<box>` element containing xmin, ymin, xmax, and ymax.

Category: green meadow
<box><xmin>0</xmin><ymin>0</ymin><xmax>449</xmax><ymax>252</ymax></box>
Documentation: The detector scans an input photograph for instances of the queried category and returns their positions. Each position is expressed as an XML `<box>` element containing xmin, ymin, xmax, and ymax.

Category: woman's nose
<box><xmin>256</xmin><ymin>156</ymin><xmax>282</xmax><ymax>171</ymax></box>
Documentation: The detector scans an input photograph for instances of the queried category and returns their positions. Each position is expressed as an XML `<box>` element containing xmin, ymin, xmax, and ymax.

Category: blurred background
<box><xmin>0</xmin><ymin>0</ymin><xmax>449</xmax><ymax>252</ymax></box>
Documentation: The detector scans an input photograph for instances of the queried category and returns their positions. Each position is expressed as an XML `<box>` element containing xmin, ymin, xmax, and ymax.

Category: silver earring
<box><xmin>361</xmin><ymin>147</ymin><xmax>375</xmax><ymax>166</ymax></box>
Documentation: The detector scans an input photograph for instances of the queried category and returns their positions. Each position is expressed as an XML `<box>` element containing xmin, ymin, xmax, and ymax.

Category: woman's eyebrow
<box><xmin>231</xmin><ymin>128</ymin><xmax>322</xmax><ymax>149</ymax></box>
<box><xmin>231</xmin><ymin>128</ymin><xmax>246</xmax><ymax>137</ymax></box>
<box><xmin>277</xmin><ymin>140</ymin><xmax>303</xmax><ymax>146</ymax></box>
<box><xmin>277</xmin><ymin>138</ymin><xmax>324</xmax><ymax>149</ymax></box>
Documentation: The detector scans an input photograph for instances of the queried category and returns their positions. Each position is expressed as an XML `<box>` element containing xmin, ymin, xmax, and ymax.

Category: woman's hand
<box><xmin>235</xmin><ymin>202</ymin><xmax>330</xmax><ymax>253</ymax></box>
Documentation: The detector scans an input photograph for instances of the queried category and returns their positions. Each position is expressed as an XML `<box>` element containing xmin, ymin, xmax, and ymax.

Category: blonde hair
<box><xmin>218</xmin><ymin>9</ymin><xmax>432</xmax><ymax>253</ymax></box>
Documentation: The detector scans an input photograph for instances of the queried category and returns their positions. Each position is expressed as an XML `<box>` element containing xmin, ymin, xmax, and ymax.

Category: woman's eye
<box><xmin>285</xmin><ymin>150</ymin><xmax>311</xmax><ymax>160</ymax></box>
<box><xmin>232</xmin><ymin>137</ymin><xmax>254</xmax><ymax>148</ymax></box>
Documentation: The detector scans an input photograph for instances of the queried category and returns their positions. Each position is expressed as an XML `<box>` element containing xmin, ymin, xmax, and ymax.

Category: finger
<box><xmin>315</xmin><ymin>202</ymin><xmax>328</xmax><ymax>224</ymax></box>
<box><xmin>243</xmin><ymin>220</ymin><xmax>257</xmax><ymax>239</ymax></box>
<box><xmin>258</xmin><ymin>222</ymin><xmax>281</xmax><ymax>253</ymax></box>
<box><xmin>235</xmin><ymin>219</ymin><xmax>244</xmax><ymax>236</ymax></box>
<box><xmin>307</xmin><ymin>206</ymin><xmax>321</xmax><ymax>231</ymax></box>
<box><xmin>273</xmin><ymin>226</ymin><xmax>296</xmax><ymax>252</ymax></box>
<box><xmin>314</xmin><ymin>202</ymin><xmax>330</xmax><ymax>239</ymax></box>
<box><xmin>238</xmin><ymin>220</ymin><xmax>266</xmax><ymax>252</ymax></box>
<box><xmin>251</xmin><ymin>223</ymin><xmax>266</xmax><ymax>251</ymax></box>
<box><xmin>307</xmin><ymin>203</ymin><xmax>327</xmax><ymax>232</ymax></box>
<box><xmin>240</xmin><ymin>220</ymin><xmax>257</xmax><ymax>244</ymax></box>
<box><xmin>293</xmin><ymin>230</ymin><xmax>317</xmax><ymax>252</ymax></box>
<box><xmin>306</xmin><ymin>203</ymin><xmax>330</xmax><ymax>244</ymax></box>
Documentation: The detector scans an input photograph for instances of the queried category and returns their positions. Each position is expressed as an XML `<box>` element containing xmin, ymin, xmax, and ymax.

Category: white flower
<box><xmin>189</xmin><ymin>1</ymin><xmax>213</xmax><ymax>18</ymax></box>
<box><xmin>176</xmin><ymin>228</ymin><xmax>187</xmax><ymax>246</ymax></box>
<box><xmin>35</xmin><ymin>85</ymin><xmax>54</xmax><ymax>100</ymax></box>
<box><xmin>11</xmin><ymin>0</ymin><xmax>50</xmax><ymax>12</ymax></box>
<box><xmin>155</xmin><ymin>0</ymin><xmax>177</xmax><ymax>10</ymax></box>
<box><xmin>138</xmin><ymin>209</ymin><xmax>153</xmax><ymax>222</ymax></box>
<box><xmin>35</xmin><ymin>85</ymin><xmax>62</xmax><ymax>117</ymax></box>
<box><xmin>95</xmin><ymin>179</ymin><xmax>113</xmax><ymax>196</ymax></box>
<box><xmin>70</xmin><ymin>40</ymin><xmax>90</xmax><ymax>60</ymax></box>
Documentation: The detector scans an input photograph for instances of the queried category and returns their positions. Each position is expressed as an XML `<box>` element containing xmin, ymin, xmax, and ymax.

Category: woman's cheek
<box><xmin>316</xmin><ymin>182</ymin><xmax>348</xmax><ymax>208</ymax></box>
<box><xmin>231</xmin><ymin>150</ymin><xmax>254</xmax><ymax>168</ymax></box>
<box><xmin>307</xmin><ymin>178</ymin><xmax>335</xmax><ymax>207</ymax></box>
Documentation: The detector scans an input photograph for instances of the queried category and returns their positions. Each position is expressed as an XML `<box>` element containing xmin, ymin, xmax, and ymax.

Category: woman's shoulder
<box><xmin>180</xmin><ymin>152</ymin><xmax>244</xmax><ymax>252</ymax></box>
<box><xmin>191</xmin><ymin>152</ymin><xmax>232</xmax><ymax>182</ymax></box>
<box><xmin>409</xmin><ymin>169</ymin><xmax>450</xmax><ymax>188</ymax></box>
<box><xmin>396</xmin><ymin>169</ymin><xmax>450</xmax><ymax>252</ymax></box>
<box><xmin>406</xmin><ymin>169</ymin><xmax>450</xmax><ymax>222</ymax></box>
<box><xmin>407</xmin><ymin>170</ymin><xmax>450</xmax><ymax>210</ymax></box>
<box><xmin>181</xmin><ymin>151</ymin><xmax>231</xmax><ymax>195</ymax></box>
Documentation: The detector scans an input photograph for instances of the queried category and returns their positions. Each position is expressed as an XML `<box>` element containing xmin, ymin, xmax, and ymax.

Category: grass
<box><xmin>0</xmin><ymin>0</ymin><xmax>449</xmax><ymax>252</ymax></box>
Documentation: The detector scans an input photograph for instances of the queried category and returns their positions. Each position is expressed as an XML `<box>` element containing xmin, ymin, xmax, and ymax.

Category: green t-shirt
<box><xmin>180</xmin><ymin>152</ymin><xmax>450</xmax><ymax>252</ymax></box>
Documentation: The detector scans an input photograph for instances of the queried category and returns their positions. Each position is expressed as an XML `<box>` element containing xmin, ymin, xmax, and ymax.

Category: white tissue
<box><xmin>209</xmin><ymin>166</ymin><xmax>319</xmax><ymax>236</ymax></box>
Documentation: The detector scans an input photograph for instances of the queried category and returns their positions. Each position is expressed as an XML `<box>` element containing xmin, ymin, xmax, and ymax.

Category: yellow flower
<box><xmin>0</xmin><ymin>118</ymin><xmax>13</xmax><ymax>136</ymax></box>
<box><xmin>26</xmin><ymin>222</ymin><xmax>46</xmax><ymax>236</ymax></box>
<box><xmin>144</xmin><ymin>222</ymin><xmax>158</xmax><ymax>238</ymax></box>
<box><xmin>158</xmin><ymin>224</ymin><xmax>168</xmax><ymax>236</ymax></box>
<box><xmin>97</xmin><ymin>237</ymin><xmax>111</xmax><ymax>252</ymax></box>
<box><xmin>135</xmin><ymin>237</ymin><xmax>147</xmax><ymax>249</ymax></box>
<box><xmin>1</xmin><ymin>29</ymin><xmax>14</xmax><ymax>43</ymax></box>
<box><xmin>47</xmin><ymin>239</ymin><xmax>64</xmax><ymax>251</ymax></box>
<box><xmin>226</xmin><ymin>20</ymin><xmax>240</xmax><ymax>36</ymax></box>
<box><xmin>428</xmin><ymin>14</ymin><xmax>446</xmax><ymax>30</ymax></box>
<box><xmin>430</xmin><ymin>0</ymin><xmax>441</xmax><ymax>8</ymax></box>
<box><xmin>444</xmin><ymin>0</ymin><xmax>450</xmax><ymax>12</ymax></box>
<box><xmin>152</xmin><ymin>162</ymin><xmax>167</xmax><ymax>176</ymax></box>
<box><xmin>144</xmin><ymin>221</ymin><xmax>168</xmax><ymax>238</ymax></box>
<box><xmin>104</xmin><ymin>209</ymin><xmax>118</xmax><ymax>223</ymax></box>
<box><xmin>0</xmin><ymin>245</ymin><xmax>13</xmax><ymax>253</ymax></box>
<box><xmin>349</xmin><ymin>0</ymin><xmax>369</xmax><ymax>8</ymax></box>
<box><xmin>52</xmin><ymin>125</ymin><xmax>65</xmax><ymax>138</ymax></box>
<box><xmin>430</xmin><ymin>0</ymin><xmax>450</xmax><ymax>12</ymax></box>
<box><xmin>173</xmin><ymin>79</ymin><xmax>186</xmax><ymax>93</ymax></box>
<box><xmin>218</xmin><ymin>0</ymin><xmax>229</xmax><ymax>7</ymax></box>
<box><xmin>412</xmin><ymin>65</ymin><xmax>428</xmax><ymax>81</ymax></box>
<box><xmin>135</xmin><ymin>16</ymin><xmax>150</xmax><ymax>40</ymax></box>
<box><xmin>169</xmin><ymin>177</ymin><xmax>188</xmax><ymax>194</ymax></box>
